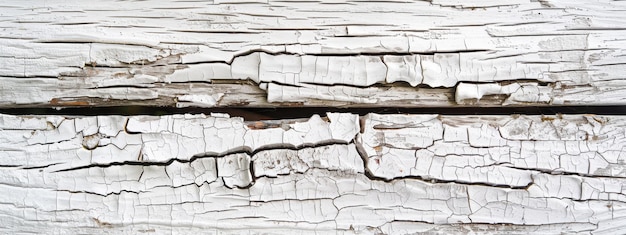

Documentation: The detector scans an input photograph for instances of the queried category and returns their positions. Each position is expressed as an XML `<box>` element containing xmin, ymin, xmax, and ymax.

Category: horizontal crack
<box><xmin>52</xmin><ymin>140</ymin><xmax>351</xmax><ymax>173</ymax></box>
<box><xmin>353</xmin><ymin>136</ymin><xmax>533</xmax><ymax>190</ymax></box>
<box><xmin>2</xmin><ymin>106</ymin><xmax>625</xmax><ymax>121</ymax></box>
<box><xmin>503</xmin><ymin>165</ymin><xmax>626</xmax><ymax>179</ymax></box>
<box><xmin>361</xmin><ymin>169</ymin><xmax>534</xmax><ymax>190</ymax></box>
<box><xmin>228</xmin><ymin>49</ymin><xmax>492</xmax><ymax>65</ymax></box>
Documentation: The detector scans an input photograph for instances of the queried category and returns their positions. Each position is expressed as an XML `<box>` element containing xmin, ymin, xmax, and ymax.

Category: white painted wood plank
<box><xmin>1</xmin><ymin>113</ymin><xmax>626</xmax><ymax>233</ymax></box>
<box><xmin>1</xmin><ymin>0</ymin><xmax>626</xmax><ymax>107</ymax></box>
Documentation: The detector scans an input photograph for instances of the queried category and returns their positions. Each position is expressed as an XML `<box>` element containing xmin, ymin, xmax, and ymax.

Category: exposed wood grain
<box><xmin>1</xmin><ymin>113</ymin><xmax>625</xmax><ymax>233</ymax></box>
<box><xmin>1</xmin><ymin>0</ymin><xmax>626</xmax><ymax>107</ymax></box>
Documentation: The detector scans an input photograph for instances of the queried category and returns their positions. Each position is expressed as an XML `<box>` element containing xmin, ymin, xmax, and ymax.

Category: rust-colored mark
<box><xmin>92</xmin><ymin>217</ymin><xmax>113</xmax><ymax>228</ymax></box>
<box><xmin>248</xmin><ymin>121</ymin><xmax>267</xmax><ymax>129</ymax></box>
<box><xmin>50</xmin><ymin>98</ymin><xmax>90</xmax><ymax>106</ymax></box>
<box><xmin>280</xmin><ymin>102</ymin><xmax>305</xmax><ymax>107</ymax></box>
<box><xmin>246</xmin><ymin>121</ymin><xmax>285</xmax><ymax>130</ymax></box>
<box><xmin>592</xmin><ymin>116</ymin><xmax>607</xmax><ymax>125</ymax></box>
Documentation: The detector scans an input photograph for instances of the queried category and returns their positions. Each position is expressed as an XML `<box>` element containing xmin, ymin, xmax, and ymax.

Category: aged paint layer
<box><xmin>1</xmin><ymin>0</ymin><xmax>626</xmax><ymax>107</ymax></box>
<box><xmin>0</xmin><ymin>113</ymin><xmax>625</xmax><ymax>234</ymax></box>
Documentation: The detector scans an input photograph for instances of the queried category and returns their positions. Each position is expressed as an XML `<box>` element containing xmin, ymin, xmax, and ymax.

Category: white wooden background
<box><xmin>1</xmin><ymin>0</ymin><xmax>626</xmax><ymax>234</ymax></box>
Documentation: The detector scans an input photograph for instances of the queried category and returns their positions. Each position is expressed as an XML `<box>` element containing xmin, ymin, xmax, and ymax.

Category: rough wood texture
<box><xmin>2</xmin><ymin>0</ymin><xmax>626</xmax><ymax>107</ymax></box>
<box><xmin>1</xmin><ymin>113</ymin><xmax>625</xmax><ymax>234</ymax></box>
<box><xmin>3</xmin><ymin>0</ymin><xmax>626</xmax><ymax>233</ymax></box>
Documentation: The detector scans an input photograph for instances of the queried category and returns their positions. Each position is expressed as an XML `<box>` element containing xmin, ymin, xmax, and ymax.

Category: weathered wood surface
<box><xmin>1</xmin><ymin>113</ymin><xmax>626</xmax><ymax>234</ymax></box>
<box><xmin>3</xmin><ymin>0</ymin><xmax>626</xmax><ymax>233</ymax></box>
<box><xmin>2</xmin><ymin>0</ymin><xmax>626</xmax><ymax>107</ymax></box>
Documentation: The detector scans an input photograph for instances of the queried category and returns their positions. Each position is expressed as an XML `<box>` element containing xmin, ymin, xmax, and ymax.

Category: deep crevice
<box><xmin>51</xmin><ymin>141</ymin><xmax>351</xmax><ymax>173</ymax></box>
<box><xmin>1</xmin><ymin>106</ymin><xmax>625</xmax><ymax>121</ymax></box>
<box><xmin>353</xmin><ymin>136</ymin><xmax>533</xmax><ymax>190</ymax></box>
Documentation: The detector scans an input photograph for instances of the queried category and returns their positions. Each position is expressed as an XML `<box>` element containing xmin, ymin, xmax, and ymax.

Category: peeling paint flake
<box><xmin>176</xmin><ymin>94</ymin><xmax>224</xmax><ymax>107</ymax></box>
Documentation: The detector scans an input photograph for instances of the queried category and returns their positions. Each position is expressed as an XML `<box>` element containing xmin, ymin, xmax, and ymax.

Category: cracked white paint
<box><xmin>1</xmin><ymin>0</ymin><xmax>626</xmax><ymax>234</ymax></box>
<box><xmin>1</xmin><ymin>0</ymin><xmax>626</xmax><ymax>107</ymax></box>
<box><xmin>1</xmin><ymin>113</ymin><xmax>626</xmax><ymax>233</ymax></box>
<box><xmin>456</xmin><ymin>82</ymin><xmax>554</xmax><ymax>104</ymax></box>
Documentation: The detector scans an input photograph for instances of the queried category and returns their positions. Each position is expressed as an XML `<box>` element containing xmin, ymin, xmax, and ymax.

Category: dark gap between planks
<box><xmin>1</xmin><ymin>106</ymin><xmax>625</xmax><ymax>121</ymax></box>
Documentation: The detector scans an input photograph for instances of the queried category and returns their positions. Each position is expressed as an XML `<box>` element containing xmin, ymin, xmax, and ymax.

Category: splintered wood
<box><xmin>1</xmin><ymin>113</ymin><xmax>625</xmax><ymax>234</ymax></box>
<box><xmin>1</xmin><ymin>0</ymin><xmax>626</xmax><ymax>107</ymax></box>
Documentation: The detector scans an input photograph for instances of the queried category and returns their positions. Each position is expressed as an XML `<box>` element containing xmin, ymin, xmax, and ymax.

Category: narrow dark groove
<box><xmin>52</xmin><ymin>141</ymin><xmax>350</xmax><ymax>173</ymax></box>
<box><xmin>353</xmin><ymin>136</ymin><xmax>532</xmax><ymax>189</ymax></box>
<box><xmin>0</xmin><ymin>165</ymin><xmax>21</xmax><ymax>168</ymax></box>
<box><xmin>503</xmin><ymin>165</ymin><xmax>626</xmax><ymax>179</ymax></box>
<box><xmin>1</xmin><ymin>106</ymin><xmax>625</xmax><ymax>121</ymax></box>
<box><xmin>226</xmin><ymin>48</ymin><xmax>491</xmax><ymax>65</ymax></box>
<box><xmin>361</xmin><ymin>167</ymin><xmax>534</xmax><ymax>189</ymax></box>
<box><xmin>304</xmin><ymin>49</ymin><xmax>491</xmax><ymax>56</ymax></box>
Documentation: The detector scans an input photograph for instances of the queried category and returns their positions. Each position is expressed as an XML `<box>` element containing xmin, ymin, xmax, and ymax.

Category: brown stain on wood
<box><xmin>248</xmin><ymin>121</ymin><xmax>268</xmax><ymax>129</ymax></box>
<box><xmin>49</xmin><ymin>98</ymin><xmax>90</xmax><ymax>106</ymax></box>
<box><xmin>92</xmin><ymin>217</ymin><xmax>113</xmax><ymax>228</ymax></box>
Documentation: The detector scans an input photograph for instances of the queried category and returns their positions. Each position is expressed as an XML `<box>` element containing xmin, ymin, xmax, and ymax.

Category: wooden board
<box><xmin>3</xmin><ymin>0</ymin><xmax>626</xmax><ymax>233</ymax></box>
<box><xmin>1</xmin><ymin>0</ymin><xmax>626</xmax><ymax>108</ymax></box>
<box><xmin>1</xmin><ymin>113</ymin><xmax>625</xmax><ymax>234</ymax></box>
